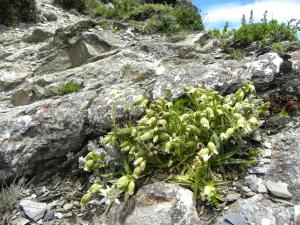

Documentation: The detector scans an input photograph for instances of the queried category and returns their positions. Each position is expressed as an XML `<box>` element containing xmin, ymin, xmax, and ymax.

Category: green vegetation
<box><xmin>55</xmin><ymin>0</ymin><xmax>204</xmax><ymax>34</ymax></box>
<box><xmin>0</xmin><ymin>181</ymin><xmax>24</xmax><ymax>223</ymax></box>
<box><xmin>272</xmin><ymin>43</ymin><xmax>284</xmax><ymax>54</ymax></box>
<box><xmin>48</xmin><ymin>81</ymin><xmax>82</xmax><ymax>95</ymax></box>
<box><xmin>0</xmin><ymin>0</ymin><xmax>36</xmax><ymax>26</ymax></box>
<box><xmin>279</xmin><ymin>109</ymin><xmax>290</xmax><ymax>118</ymax></box>
<box><xmin>209</xmin><ymin>11</ymin><xmax>299</xmax><ymax>57</ymax></box>
<box><xmin>79</xmin><ymin>83</ymin><xmax>269</xmax><ymax>208</ymax></box>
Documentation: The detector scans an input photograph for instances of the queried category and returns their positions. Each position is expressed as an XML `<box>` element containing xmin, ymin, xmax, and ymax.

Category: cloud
<box><xmin>205</xmin><ymin>0</ymin><xmax>300</xmax><ymax>28</ymax></box>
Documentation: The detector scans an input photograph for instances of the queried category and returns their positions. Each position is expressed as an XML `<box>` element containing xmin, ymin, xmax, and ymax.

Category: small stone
<box><xmin>261</xmin><ymin>148</ymin><xmax>272</xmax><ymax>158</ymax></box>
<box><xmin>245</xmin><ymin>175</ymin><xmax>264</xmax><ymax>192</ymax></box>
<box><xmin>11</xmin><ymin>217</ymin><xmax>30</xmax><ymax>225</ymax></box>
<box><xmin>20</xmin><ymin>199</ymin><xmax>48</xmax><ymax>222</ymax></box>
<box><xmin>263</xmin><ymin>142</ymin><xmax>272</xmax><ymax>149</ymax></box>
<box><xmin>257</xmin><ymin>184</ymin><xmax>267</xmax><ymax>193</ymax></box>
<box><xmin>215</xmin><ymin>212</ymin><xmax>246</xmax><ymax>225</ymax></box>
<box><xmin>294</xmin><ymin>205</ymin><xmax>300</xmax><ymax>225</ymax></box>
<box><xmin>224</xmin><ymin>193</ymin><xmax>241</xmax><ymax>202</ymax></box>
<box><xmin>43</xmin><ymin>210</ymin><xmax>54</xmax><ymax>221</ymax></box>
<box><xmin>54</xmin><ymin>212</ymin><xmax>64</xmax><ymax>219</ymax></box>
<box><xmin>265</xmin><ymin>181</ymin><xmax>292</xmax><ymax>199</ymax></box>
<box><xmin>73</xmin><ymin>201</ymin><xmax>81</xmax><ymax>207</ymax></box>
<box><xmin>63</xmin><ymin>202</ymin><xmax>74</xmax><ymax>211</ymax></box>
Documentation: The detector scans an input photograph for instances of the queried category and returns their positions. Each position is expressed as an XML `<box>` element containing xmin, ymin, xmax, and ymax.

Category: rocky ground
<box><xmin>1</xmin><ymin>0</ymin><xmax>300</xmax><ymax>225</ymax></box>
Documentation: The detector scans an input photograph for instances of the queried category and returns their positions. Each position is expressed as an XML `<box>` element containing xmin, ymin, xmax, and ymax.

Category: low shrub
<box><xmin>79</xmin><ymin>83</ymin><xmax>268</xmax><ymax>208</ymax></box>
<box><xmin>210</xmin><ymin>11</ymin><xmax>299</xmax><ymax>55</ymax></box>
<box><xmin>0</xmin><ymin>0</ymin><xmax>36</xmax><ymax>26</ymax></box>
<box><xmin>93</xmin><ymin>0</ymin><xmax>204</xmax><ymax>34</ymax></box>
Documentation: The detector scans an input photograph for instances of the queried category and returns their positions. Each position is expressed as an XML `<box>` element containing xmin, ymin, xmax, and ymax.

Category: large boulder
<box><xmin>98</xmin><ymin>183</ymin><xmax>201</xmax><ymax>225</ymax></box>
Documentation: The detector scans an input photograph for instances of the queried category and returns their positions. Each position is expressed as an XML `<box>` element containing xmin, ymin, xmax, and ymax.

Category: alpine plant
<box><xmin>79</xmin><ymin>82</ymin><xmax>268</xmax><ymax>207</ymax></box>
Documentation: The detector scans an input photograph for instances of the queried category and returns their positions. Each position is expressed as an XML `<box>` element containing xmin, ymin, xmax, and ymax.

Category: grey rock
<box><xmin>20</xmin><ymin>199</ymin><xmax>48</xmax><ymax>222</ymax></box>
<box><xmin>25</xmin><ymin>28</ymin><xmax>54</xmax><ymax>43</ymax></box>
<box><xmin>266</xmin><ymin>181</ymin><xmax>292</xmax><ymax>199</ymax></box>
<box><xmin>100</xmin><ymin>183</ymin><xmax>201</xmax><ymax>225</ymax></box>
<box><xmin>290</xmin><ymin>50</ymin><xmax>300</xmax><ymax>75</ymax></box>
<box><xmin>245</xmin><ymin>175</ymin><xmax>265</xmax><ymax>193</ymax></box>
<box><xmin>215</xmin><ymin>213</ymin><xmax>246</xmax><ymax>225</ymax></box>
<box><xmin>10</xmin><ymin>217</ymin><xmax>30</xmax><ymax>225</ymax></box>
<box><xmin>43</xmin><ymin>12</ymin><xmax>58</xmax><ymax>22</ymax></box>
<box><xmin>266</xmin><ymin>122</ymin><xmax>300</xmax><ymax>202</ymax></box>
<box><xmin>63</xmin><ymin>202</ymin><xmax>74</xmax><ymax>211</ymax></box>
<box><xmin>261</xmin><ymin>148</ymin><xmax>272</xmax><ymax>158</ymax></box>
<box><xmin>224</xmin><ymin>193</ymin><xmax>241</xmax><ymax>202</ymax></box>
<box><xmin>216</xmin><ymin>194</ymin><xmax>293</xmax><ymax>225</ymax></box>
<box><xmin>175</xmin><ymin>32</ymin><xmax>210</xmax><ymax>46</ymax></box>
<box><xmin>200</xmin><ymin>39</ymin><xmax>221</xmax><ymax>53</ymax></box>
<box><xmin>43</xmin><ymin>210</ymin><xmax>55</xmax><ymax>221</ymax></box>
<box><xmin>244</xmin><ymin>52</ymin><xmax>283</xmax><ymax>89</ymax></box>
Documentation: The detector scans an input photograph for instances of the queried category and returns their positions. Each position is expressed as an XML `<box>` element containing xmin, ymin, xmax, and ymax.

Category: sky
<box><xmin>192</xmin><ymin>0</ymin><xmax>300</xmax><ymax>32</ymax></box>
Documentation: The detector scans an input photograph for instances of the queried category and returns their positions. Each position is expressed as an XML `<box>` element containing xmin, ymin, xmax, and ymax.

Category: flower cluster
<box><xmin>80</xmin><ymin>82</ymin><xmax>268</xmax><ymax>206</ymax></box>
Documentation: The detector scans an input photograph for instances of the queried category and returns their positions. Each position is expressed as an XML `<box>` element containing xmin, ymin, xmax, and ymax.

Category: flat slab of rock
<box><xmin>20</xmin><ymin>199</ymin><xmax>48</xmax><ymax>221</ymax></box>
<box><xmin>100</xmin><ymin>182</ymin><xmax>201</xmax><ymax>225</ymax></box>
<box><xmin>266</xmin><ymin>181</ymin><xmax>292</xmax><ymax>199</ymax></box>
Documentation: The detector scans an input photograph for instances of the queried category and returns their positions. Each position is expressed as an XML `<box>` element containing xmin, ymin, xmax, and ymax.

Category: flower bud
<box><xmin>80</xmin><ymin>193</ymin><xmax>92</xmax><ymax>204</ymax></box>
<box><xmin>153</xmin><ymin>135</ymin><xmax>159</xmax><ymax>143</ymax></box>
<box><xmin>248</xmin><ymin>117</ymin><xmax>260</xmax><ymax>127</ymax></box>
<box><xmin>147</xmin><ymin>117</ymin><xmax>157</xmax><ymax>126</ymax></box>
<box><xmin>180</xmin><ymin>113</ymin><xmax>190</xmax><ymax>122</ymax></box>
<box><xmin>206</xmin><ymin>107</ymin><xmax>214</xmax><ymax>118</ymax></box>
<box><xmin>133</xmin><ymin>167</ymin><xmax>142</xmax><ymax>178</ymax></box>
<box><xmin>165</xmin><ymin>141</ymin><xmax>172</xmax><ymax>152</ymax></box>
<box><xmin>86</xmin><ymin>152</ymin><xmax>100</xmax><ymax>162</ymax></box>
<box><xmin>198</xmin><ymin>148</ymin><xmax>210</xmax><ymax>161</ymax></box>
<box><xmin>235</xmin><ymin>89</ymin><xmax>245</xmax><ymax>101</ymax></box>
<box><xmin>89</xmin><ymin>184</ymin><xmax>103</xmax><ymax>194</ymax></box>
<box><xmin>85</xmin><ymin>160</ymin><xmax>94</xmax><ymax>171</ymax></box>
<box><xmin>207</xmin><ymin>142</ymin><xmax>218</xmax><ymax>154</ymax></box>
<box><xmin>157</xmin><ymin>119</ymin><xmax>167</xmax><ymax>130</ymax></box>
<box><xmin>146</xmin><ymin>109</ymin><xmax>155</xmax><ymax>117</ymax></box>
<box><xmin>133</xmin><ymin>157</ymin><xmax>144</xmax><ymax>166</ymax></box>
<box><xmin>237</xmin><ymin>118</ymin><xmax>246</xmax><ymax>128</ymax></box>
<box><xmin>140</xmin><ymin>160</ymin><xmax>146</xmax><ymax>171</ymax></box>
<box><xmin>117</xmin><ymin>176</ymin><xmax>130</xmax><ymax>189</ymax></box>
<box><xmin>133</xmin><ymin>96</ymin><xmax>146</xmax><ymax>105</ymax></box>
<box><xmin>186</xmin><ymin>125</ymin><xmax>200</xmax><ymax>133</ymax></box>
<box><xmin>102</xmin><ymin>135</ymin><xmax>112</xmax><ymax>145</ymax></box>
<box><xmin>225</xmin><ymin>127</ymin><xmax>235</xmax><ymax>137</ymax></box>
<box><xmin>138</xmin><ymin>117</ymin><xmax>148</xmax><ymax>125</ymax></box>
<box><xmin>140</xmin><ymin>130</ymin><xmax>154</xmax><ymax>141</ymax></box>
<box><xmin>216</xmin><ymin>109</ymin><xmax>223</xmax><ymax>115</ymax></box>
<box><xmin>120</xmin><ymin>141</ymin><xmax>130</xmax><ymax>148</ymax></box>
<box><xmin>128</xmin><ymin>181</ymin><xmax>135</xmax><ymax>195</ymax></box>
<box><xmin>131</xmin><ymin>128</ymin><xmax>137</xmax><ymax>137</ymax></box>
<box><xmin>200</xmin><ymin>118</ymin><xmax>210</xmax><ymax>129</ymax></box>
<box><xmin>122</xmin><ymin>145</ymin><xmax>131</xmax><ymax>152</ymax></box>
<box><xmin>220</xmin><ymin>133</ymin><xmax>227</xmax><ymax>141</ymax></box>
<box><xmin>159</xmin><ymin>133</ymin><xmax>170</xmax><ymax>141</ymax></box>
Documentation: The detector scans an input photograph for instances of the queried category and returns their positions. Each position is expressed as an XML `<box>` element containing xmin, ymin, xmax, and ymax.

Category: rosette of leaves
<box><xmin>80</xmin><ymin>82</ymin><xmax>268</xmax><ymax>208</ymax></box>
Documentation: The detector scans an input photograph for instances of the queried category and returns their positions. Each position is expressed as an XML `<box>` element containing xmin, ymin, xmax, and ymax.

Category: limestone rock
<box><xmin>25</xmin><ymin>28</ymin><xmax>54</xmax><ymax>43</ymax></box>
<box><xmin>266</xmin><ymin>181</ymin><xmax>292</xmax><ymax>199</ymax></box>
<box><xmin>20</xmin><ymin>199</ymin><xmax>48</xmax><ymax>222</ymax></box>
<box><xmin>101</xmin><ymin>183</ymin><xmax>201</xmax><ymax>225</ymax></box>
